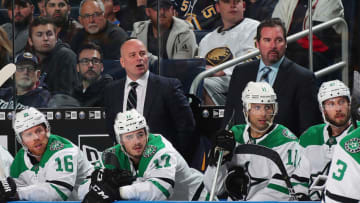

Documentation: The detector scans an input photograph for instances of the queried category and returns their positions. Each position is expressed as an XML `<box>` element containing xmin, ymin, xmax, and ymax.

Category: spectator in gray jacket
<box><xmin>131</xmin><ymin>0</ymin><xmax>197</xmax><ymax>61</ymax></box>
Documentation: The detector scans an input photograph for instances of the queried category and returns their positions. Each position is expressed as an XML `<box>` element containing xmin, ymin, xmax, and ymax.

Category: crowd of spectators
<box><xmin>0</xmin><ymin>0</ymin><xmax>353</xmax><ymax>168</ymax></box>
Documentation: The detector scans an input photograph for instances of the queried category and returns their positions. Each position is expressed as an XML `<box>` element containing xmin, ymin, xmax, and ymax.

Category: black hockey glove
<box><xmin>0</xmin><ymin>177</ymin><xmax>19</xmax><ymax>203</ymax></box>
<box><xmin>225</xmin><ymin>166</ymin><xmax>250</xmax><ymax>201</ymax></box>
<box><xmin>208</xmin><ymin>130</ymin><xmax>235</xmax><ymax>166</ymax></box>
<box><xmin>103</xmin><ymin>168</ymin><xmax>136</xmax><ymax>188</ymax></box>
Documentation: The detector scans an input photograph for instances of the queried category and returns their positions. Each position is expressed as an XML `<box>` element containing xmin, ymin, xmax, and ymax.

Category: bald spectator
<box><xmin>45</xmin><ymin>0</ymin><xmax>83</xmax><ymax>44</ymax></box>
<box><xmin>1</xmin><ymin>0</ymin><xmax>34</xmax><ymax>56</ymax></box>
<box><xmin>28</xmin><ymin>16</ymin><xmax>79</xmax><ymax>95</ymax></box>
<box><xmin>71</xmin><ymin>0</ymin><xmax>128</xmax><ymax>60</ymax></box>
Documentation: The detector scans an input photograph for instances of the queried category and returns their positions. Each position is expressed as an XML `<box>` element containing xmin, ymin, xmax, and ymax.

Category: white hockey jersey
<box><xmin>10</xmin><ymin>134</ymin><xmax>93</xmax><ymax>201</ymax></box>
<box><xmin>103</xmin><ymin>133</ymin><xmax>209</xmax><ymax>201</ymax></box>
<box><xmin>0</xmin><ymin>146</ymin><xmax>13</xmax><ymax>177</ymax></box>
<box><xmin>325</xmin><ymin>127</ymin><xmax>360</xmax><ymax>202</ymax></box>
<box><xmin>204</xmin><ymin>124</ymin><xmax>311</xmax><ymax>201</ymax></box>
<box><xmin>198</xmin><ymin>18</ymin><xmax>259</xmax><ymax>75</ymax></box>
<box><xmin>300</xmin><ymin>122</ymin><xmax>358</xmax><ymax>200</ymax></box>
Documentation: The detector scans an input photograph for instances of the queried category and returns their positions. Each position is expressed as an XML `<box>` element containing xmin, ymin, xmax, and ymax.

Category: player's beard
<box><xmin>325</xmin><ymin>112</ymin><xmax>351</xmax><ymax>127</ymax></box>
<box><xmin>53</xmin><ymin>14</ymin><xmax>68</xmax><ymax>27</ymax></box>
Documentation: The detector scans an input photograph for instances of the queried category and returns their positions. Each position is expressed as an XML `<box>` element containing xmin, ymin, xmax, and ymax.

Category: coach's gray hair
<box><xmin>79</xmin><ymin>0</ymin><xmax>105</xmax><ymax>16</ymax></box>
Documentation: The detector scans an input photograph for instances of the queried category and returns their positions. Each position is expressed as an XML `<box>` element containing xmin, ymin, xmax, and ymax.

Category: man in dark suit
<box><xmin>104</xmin><ymin>38</ymin><xmax>196</xmax><ymax>162</ymax></box>
<box><xmin>224</xmin><ymin>18</ymin><xmax>322</xmax><ymax>136</ymax></box>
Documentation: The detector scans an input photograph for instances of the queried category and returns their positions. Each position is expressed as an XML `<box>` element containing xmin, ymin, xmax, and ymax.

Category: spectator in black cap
<box><xmin>0</xmin><ymin>52</ymin><xmax>51</xmax><ymax>109</ymax></box>
<box><xmin>102</xmin><ymin>0</ymin><xmax>120</xmax><ymax>26</ymax></box>
<box><xmin>45</xmin><ymin>0</ymin><xmax>83</xmax><ymax>45</ymax></box>
<box><xmin>131</xmin><ymin>0</ymin><xmax>197</xmax><ymax>61</ymax></box>
<box><xmin>1</xmin><ymin>0</ymin><xmax>34</xmax><ymax>56</ymax></box>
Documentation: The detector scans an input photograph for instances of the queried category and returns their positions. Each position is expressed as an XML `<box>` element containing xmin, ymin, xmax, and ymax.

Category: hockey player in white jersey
<box><xmin>0</xmin><ymin>146</ymin><xmax>14</xmax><ymax>177</ymax></box>
<box><xmin>324</xmin><ymin>127</ymin><xmax>360</xmax><ymax>202</ymax></box>
<box><xmin>0</xmin><ymin>107</ymin><xmax>93</xmax><ymax>201</ymax></box>
<box><xmin>204</xmin><ymin>81</ymin><xmax>310</xmax><ymax>201</ymax></box>
<box><xmin>83</xmin><ymin>109</ymin><xmax>210</xmax><ymax>202</ymax></box>
<box><xmin>299</xmin><ymin>80</ymin><xmax>356</xmax><ymax>200</ymax></box>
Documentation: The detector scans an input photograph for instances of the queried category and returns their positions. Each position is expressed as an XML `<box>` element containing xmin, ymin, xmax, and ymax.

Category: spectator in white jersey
<box><xmin>300</xmin><ymin>80</ymin><xmax>356</xmax><ymax>200</ymax></box>
<box><xmin>82</xmin><ymin>109</ymin><xmax>210</xmax><ymax>202</ymax></box>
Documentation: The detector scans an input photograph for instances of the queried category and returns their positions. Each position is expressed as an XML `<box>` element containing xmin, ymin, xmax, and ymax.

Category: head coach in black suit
<box><xmin>104</xmin><ymin>38</ymin><xmax>196</xmax><ymax>163</ymax></box>
<box><xmin>223</xmin><ymin>18</ymin><xmax>322</xmax><ymax>136</ymax></box>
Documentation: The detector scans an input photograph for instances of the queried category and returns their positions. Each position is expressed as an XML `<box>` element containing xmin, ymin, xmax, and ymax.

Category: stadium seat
<box><xmin>102</xmin><ymin>59</ymin><xmax>126</xmax><ymax>80</ymax></box>
<box><xmin>0</xmin><ymin>8</ymin><xmax>9</xmax><ymax>25</ymax></box>
<box><xmin>152</xmin><ymin>58</ymin><xmax>206</xmax><ymax>95</ymax></box>
<box><xmin>194</xmin><ymin>30</ymin><xmax>209</xmax><ymax>44</ymax></box>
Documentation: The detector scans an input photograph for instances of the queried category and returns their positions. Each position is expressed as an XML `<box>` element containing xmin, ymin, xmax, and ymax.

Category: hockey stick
<box><xmin>234</xmin><ymin>144</ymin><xmax>298</xmax><ymax>200</ymax></box>
<box><xmin>0</xmin><ymin>63</ymin><xmax>16</xmax><ymax>88</ymax></box>
<box><xmin>351</xmin><ymin>71</ymin><xmax>360</xmax><ymax>129</ymax></box>
<box><xmin>209</xmin><ymin>110</ymin><xmax>235</xmax><ymax>201</ymax></box>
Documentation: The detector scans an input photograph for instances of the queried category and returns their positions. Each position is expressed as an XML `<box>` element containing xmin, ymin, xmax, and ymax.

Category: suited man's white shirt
<box><xmin>123</xmin><ymin>71</ymin><xmax>149</xmax><ymax>115</ymax></box>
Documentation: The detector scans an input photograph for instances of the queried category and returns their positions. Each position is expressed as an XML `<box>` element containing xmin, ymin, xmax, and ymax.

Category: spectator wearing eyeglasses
<box><xmin>73</xmin><ymin>42</ymin><xmax>113</xmax><ymax>107</ymax></box>
<box><xmin>28</xmin><ymin>16</ymin><xmax>80</xmax><ymax>95</ymax></box>
<box><xmin>71</xmin><ymin>0</ymin><xmax>128</xmax><ymax>60</ymax></box>
<box><xmin>45</xmin><ymin>0</ymin><xmax>83</xmax><ymax>45</ymax></box>
<box><xmin>0</xmin><ymin>52</ymin><xmax>51</xmax><ymax>109</ymax></box>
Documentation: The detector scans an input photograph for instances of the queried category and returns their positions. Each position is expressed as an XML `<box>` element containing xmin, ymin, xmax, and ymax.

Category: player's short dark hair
<box><xmin>256</xmin><ymin>18</ymin><xmax>287</xmax><ymax>42</ymax></box>
<box><xmin>77</xmin><ymin>42</ymin><xmax>104</xmax><ymax>61</ymax></box>
<box><xmin>29</xmin><ymin>16</ymin><xmax>56</xmax><ymax>38</ymax></box>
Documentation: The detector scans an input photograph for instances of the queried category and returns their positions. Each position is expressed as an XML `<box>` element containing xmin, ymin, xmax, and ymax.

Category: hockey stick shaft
<box><xmin>0</xmin><ymin>63</ymin><xmax>16</xmax><ymax>88</ymax></box>
<box><xmin>209</xmin><ymin>149</ymin><xmax>223</xmax><ymax>201</ymax></box>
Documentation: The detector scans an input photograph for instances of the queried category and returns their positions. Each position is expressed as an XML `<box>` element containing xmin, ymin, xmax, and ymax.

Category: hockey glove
<box><xmin>0</xmin><ymin>177</ymin><xmax>19</xmax><ymax>202</ymax></box>
<box><xmin>103</xmin><ymin>168</ymin><xmax>136</xmax><ymax>188</ymax></box>
<box><xmin>224</xmin><ymin>166</ymin><xmax>250</xmax><ymax>201</ymax></box>
<box><xmin>208</xmin><ymin>130</ymin><xmax>235</xmax><ymax>166</ymax></box>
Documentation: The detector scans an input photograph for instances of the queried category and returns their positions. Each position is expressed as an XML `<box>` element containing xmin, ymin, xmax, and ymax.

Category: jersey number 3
<box><xmin>55</xmin><ymin>155</ymin><xmax>74</xmax><ymax>172</ymax></box>
<box><xmin>332</xmin><ymin>159</ymin><xmax>347</xmax><ymax>181</ymax></box>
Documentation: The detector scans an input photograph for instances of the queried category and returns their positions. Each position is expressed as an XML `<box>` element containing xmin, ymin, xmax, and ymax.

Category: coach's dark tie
<box><xmin>127</xmin><ymin>82</ymin><xmax>138</xmax><ymax>110</ymax></box>
<box><xmin>260</xmin><ymin>66</ymin><xmax>272</xmax><ymax>83</ymax></box>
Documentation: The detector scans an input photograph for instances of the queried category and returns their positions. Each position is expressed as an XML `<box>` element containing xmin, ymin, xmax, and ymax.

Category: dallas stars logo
<box><xmin>50</xmin><ymin>140</ymin><xmax>64</xmax><ymax>151</ymax></box>
<box><xmin>345</xmin><ymin>138</ymin><xmax>360</xmax><ymax>153</ymax></box>
<box><xmin>143</xmin><ymin>145</ymin><xmax>157</xmax><ymax>158</ymax></box>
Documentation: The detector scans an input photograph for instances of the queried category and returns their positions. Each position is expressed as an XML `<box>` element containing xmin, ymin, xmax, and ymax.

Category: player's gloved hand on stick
<box><xmin>0</xmin><ymin>177</ymin><xmax>19</xmax><ymax>202</ymax></box>
<box><xmin>82</xmin><ymin>168</ymin><xmax>136</xmax><ymax>203</ymax></box>
<box><xmin>208</xmin><ymin>130</ymin><xmax>235</xmax><ymax>166</ymax></box>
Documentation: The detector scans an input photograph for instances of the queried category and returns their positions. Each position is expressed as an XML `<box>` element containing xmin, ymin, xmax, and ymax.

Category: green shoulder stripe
<box><xmin>149</xmin><ymin>180</ymin><xmax>170</xmax><ymax>198</ymax></box>
<box><xmin>299</xmin><ymin>124</ymin><xmax>326</xmax><ymax>147</ymax></box>
<box><xmin>339</xmin><ymin>128</ymin><xmax>360</xmax><ymax>164</ymax></box>
<box><xmin>39</xmin><ymin>134</ymin><xmax>74</xmax><ymax>168</ymax></box>
<box><xmin>259</xmin><ymin>125</ymin><xmax>299</xmax><ymax>149</ymax></box>
<box><xmin>138</xmin><ymin>134</ymin><xmax>166</xmax><ymax>177</ymax></box>
<box><xmin>231</xmin><ymin>125</ymin><xmax>246</xmax><ymax>144</ymax></box>
<box><xmin>10</xmin><ymin>149</ymin><xmax>27</xmax><ymax>178</ymax></box>
<box><xmin>267</xmin><ymin>183</ymin><xmax>289</xmax><ymax>195</ymax></box>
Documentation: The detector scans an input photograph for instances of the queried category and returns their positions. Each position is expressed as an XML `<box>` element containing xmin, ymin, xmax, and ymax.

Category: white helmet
<box><xmin>318</xmin><ymin>80</ymin><xmax>351</xmax><ymax>125</ymax></box>
<box><xmin>113</xmin><ymin>109</ymin><xmax>148</xmax><ymax>144</ymax></box>
<box><xmin>13</xmin><ymin>107</ymin><xmax>50</xmax><ymax>150</ymax></box>
<box><xmin>242</xmin><ymin>82</ymin><xmax>278</xmax><ymax>131</ymax></box>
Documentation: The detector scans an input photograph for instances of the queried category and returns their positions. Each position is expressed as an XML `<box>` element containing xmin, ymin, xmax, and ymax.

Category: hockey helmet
<box><xmin>113</xmin><ymin>109</ymin><xmax>149</xmax><ymax>144</ymax></box>
<box><xmin>13</xmin><ymin>107</ymin><xmax>50</xmax><ymax>149</ymax></box>
<box><xmin>242</xmin><ymin>81</ymin><xmax>278</xmax><ymax>131</ymax></box>
<box><xmin>318</xmin><ymin>80</ymin><xmax>351</xmax><ymax>125</ymax></box>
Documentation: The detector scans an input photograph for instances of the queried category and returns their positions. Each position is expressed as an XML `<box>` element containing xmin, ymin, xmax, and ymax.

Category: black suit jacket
<box><xmin>104</xmin><ymin>72</ymin><xmax>196</xmax><ymax>161</ymax></box>
<box><xmin>224</xmin><ymin>57</ymin><xmax>322</xmax><ymax>136</ymax></box>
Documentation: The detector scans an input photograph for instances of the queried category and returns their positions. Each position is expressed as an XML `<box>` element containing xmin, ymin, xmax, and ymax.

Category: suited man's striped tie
<box><xmin>127</xmin><ymin>82</ymin><xmax>138</xmax><ymax>110</ymax></box>
<box><xmin>260</xmin><ymin>67</ymin><xmax>272</xmax><ymax>83</ymax></box>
